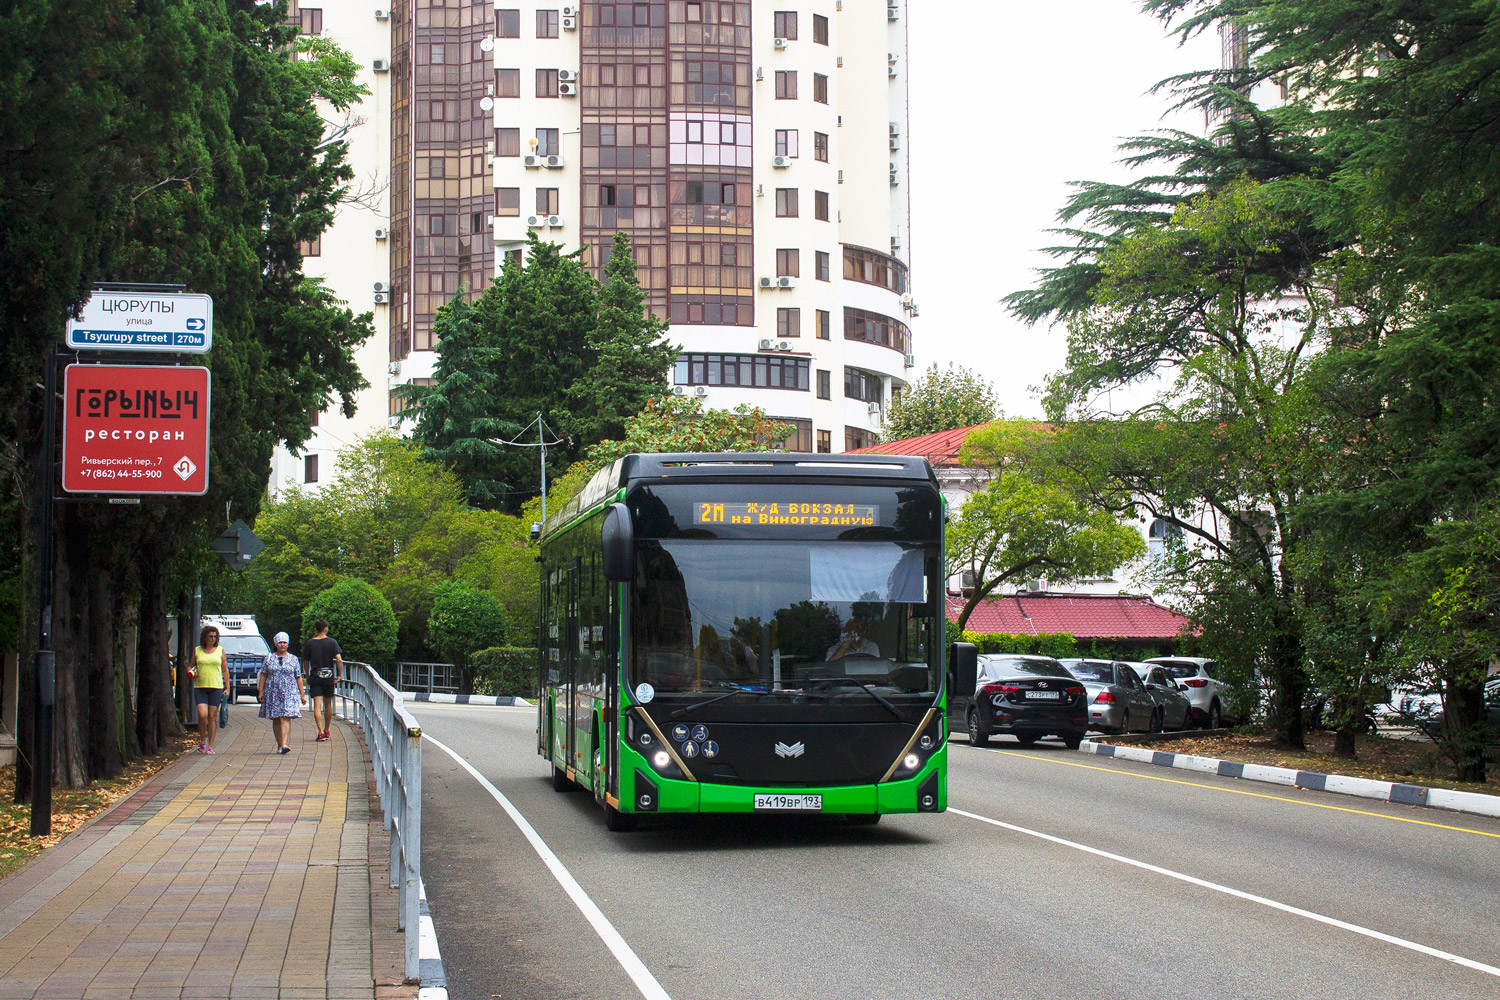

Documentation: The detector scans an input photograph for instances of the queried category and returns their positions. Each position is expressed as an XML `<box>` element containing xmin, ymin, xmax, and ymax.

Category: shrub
<box><xmin>470</xmin><ymin>647</ymin><xmax>539</xmax><ymax>698</ymax></box>
<box><xmin>428</xmin><ymin>582</ymin><xmax>509</xmax><ymax>694</ymax></box>
<box><xmin>302</xmin><ymin>579</ymin><xmax>399</xmax><ymax>666</ymax></box>
<box><xmin>959</xmin><ymin>631</ymin><xmax>1078</xmax><ymax>660</ymax></box>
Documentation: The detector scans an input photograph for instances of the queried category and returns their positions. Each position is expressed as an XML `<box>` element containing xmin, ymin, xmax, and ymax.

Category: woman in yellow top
<box><xmin>189</xmin><ymin>624</ymin><xmax>230</xmax><ymax>754</ymax></box>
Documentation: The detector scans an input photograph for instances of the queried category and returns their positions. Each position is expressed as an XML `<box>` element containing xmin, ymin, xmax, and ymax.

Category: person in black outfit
<box><xmin>302</xmin><ymin>619</ymin><xmax>343</xmax><ymax>743</ymax></box>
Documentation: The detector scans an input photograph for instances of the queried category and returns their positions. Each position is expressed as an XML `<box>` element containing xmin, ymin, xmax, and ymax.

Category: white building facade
<box><xmin>274</xmin><ymin>0</ymin><xmax>918</xmax><ymax>493</ymax></box>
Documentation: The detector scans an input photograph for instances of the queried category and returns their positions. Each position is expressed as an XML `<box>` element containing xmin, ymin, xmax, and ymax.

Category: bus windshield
<box><xmin>633</xmin><ymin>539</ymin><xmax>939</xmax><ymax>700</ymax></box>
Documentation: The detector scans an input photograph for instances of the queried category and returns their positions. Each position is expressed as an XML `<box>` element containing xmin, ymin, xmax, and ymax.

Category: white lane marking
<box><xmin>950</xmin><ymin>807</ymin><xmax>1500</xmax><ymax>979</ymax></box>
<box><xmin>424</xmin><ymin>734</ymin><xmax>673</xmax><ymax>1000</ymax></box>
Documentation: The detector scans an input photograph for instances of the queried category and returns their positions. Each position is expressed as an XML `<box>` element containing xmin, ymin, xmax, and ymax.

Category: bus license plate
<box><xmin>754</xmin><ymin>794</ymin><xmax>822</xmax><ymax>811</ymax></box>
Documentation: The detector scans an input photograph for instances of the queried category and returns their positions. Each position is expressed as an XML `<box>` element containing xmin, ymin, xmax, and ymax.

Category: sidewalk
<box><xmin>0</xmin><ymin>706</ymin><xmax>417</xmax><ymax>1000</ymax></box>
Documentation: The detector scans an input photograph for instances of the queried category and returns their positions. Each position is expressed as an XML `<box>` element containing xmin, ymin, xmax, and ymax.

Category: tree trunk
<box><xmin>114</xmin><ymin>581</ymin><xmax>141</xmax><ymax>765</ymax></box>
<box><xmin>1443</xmin><ymin>674</ymin><xmax>1487</xmax><ymax>783</ymax></box>
<box><xmin>88</xmin><ymin>558</ymin><xmax>123</xmax><ymax>780</ymax></box>
<box><xmin>52</xmin><ymin>506</ymin><xmax>91</xmax><ymax>787</ymax></box>
<box><xmin>1332</xmin><ymin>724</ymin><xmax>1358</xmax><ymax>759</ymax></box>
<box><xmin>134</xmin><ymin>550</ymin><xmax>180</xmax><ymax>755</ymax></box>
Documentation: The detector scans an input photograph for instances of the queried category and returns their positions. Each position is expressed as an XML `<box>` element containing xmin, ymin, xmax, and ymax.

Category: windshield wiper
<box><xmin>670</xmin><ymin>686</ymin><xmax>768</xmax><ymax>718</ymax></box>
<box><xmin>805</xmin><ymin>678</ymin><xmax>907</xmax><ymax>721</ymax></box>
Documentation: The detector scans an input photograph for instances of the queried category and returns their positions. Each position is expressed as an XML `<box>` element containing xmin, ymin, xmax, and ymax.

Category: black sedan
<box><xmin>949</xmin><ymin>654</ymin><xmax>1088</xmax><ymax>749</ymax></box>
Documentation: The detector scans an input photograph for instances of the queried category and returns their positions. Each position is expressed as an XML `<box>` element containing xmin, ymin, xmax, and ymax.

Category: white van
<box><xmin>202</xmin><ymin>615</ymin><xmax>271</xmax><ymax>702</ymax></box>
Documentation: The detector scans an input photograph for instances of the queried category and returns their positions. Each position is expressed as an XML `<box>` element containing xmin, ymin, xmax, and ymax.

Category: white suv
<box><xmin>1144</xmin><ymin>657</ymin><xmax>1229</xmax><ymax>729</ymax></box>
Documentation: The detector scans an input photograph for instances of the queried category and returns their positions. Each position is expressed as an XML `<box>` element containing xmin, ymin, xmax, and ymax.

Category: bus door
<box><xmin>601</xmin><ymin>574</ymin><xmax>620</xmax><ymax>798</ymax></box>
<box><xmin>563</xmin><ymin>560</ymin><xmax>580</xmax><ymax>776</ymax></box>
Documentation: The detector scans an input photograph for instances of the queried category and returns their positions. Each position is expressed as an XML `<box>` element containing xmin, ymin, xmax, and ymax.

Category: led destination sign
<box><xmin>695</xmin><ymin>501</ymin><xmax>878</xmax><ymax>526</ymax></box>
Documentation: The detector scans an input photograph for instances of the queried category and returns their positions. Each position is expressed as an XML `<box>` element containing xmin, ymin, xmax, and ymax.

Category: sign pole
<box><xmin>31</xmin><ymin>351</ymin><xmax>58</xmax><ymax>836</ymax></box>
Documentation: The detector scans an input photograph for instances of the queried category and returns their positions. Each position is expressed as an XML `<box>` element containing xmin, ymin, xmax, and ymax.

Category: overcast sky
<box><xmin>906</xmin><ymin>3</ymin><xmax>1221</xmax><ymax>418</ymax></box>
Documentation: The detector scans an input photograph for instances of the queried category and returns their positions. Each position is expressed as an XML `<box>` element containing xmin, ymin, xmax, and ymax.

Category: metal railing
<box><xmin>338</xmin><ymin>661</ymin><xmax>422</xmax><ymax>982</ymax></box>
<box><xmin>393</xmin><ymin>660</ymin><xmax>460</xmax><ymax>695</ymax></box>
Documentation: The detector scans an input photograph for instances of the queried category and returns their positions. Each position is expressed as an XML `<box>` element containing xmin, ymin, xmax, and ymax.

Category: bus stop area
<box><xmin>0</xmin><ymin>709</ymin><xmax>417</xmax><ymax>1000</ymax></box>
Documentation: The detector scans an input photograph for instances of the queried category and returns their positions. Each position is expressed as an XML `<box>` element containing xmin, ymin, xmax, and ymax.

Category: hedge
<box><xmin>958</xmin><ymin>631</ymin><xmax>1078</xmax><ymax>660</ymax></box>
<box><xmin>470</xmin><ymin>646</ymin><xmax>539</xmax><ymax>698</ymax></box>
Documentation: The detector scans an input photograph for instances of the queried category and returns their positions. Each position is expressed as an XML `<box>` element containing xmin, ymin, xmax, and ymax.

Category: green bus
<box><xmin>537</xmin><ymin>452</ymin><xmax>977</xmax><ymax>831</ymax></box>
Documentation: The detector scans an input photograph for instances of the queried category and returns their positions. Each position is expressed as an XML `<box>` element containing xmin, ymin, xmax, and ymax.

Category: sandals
<box><xmin>277</xmin><ymin>745</ymin><xmax>291</xmax><ymax>755</ymax></box>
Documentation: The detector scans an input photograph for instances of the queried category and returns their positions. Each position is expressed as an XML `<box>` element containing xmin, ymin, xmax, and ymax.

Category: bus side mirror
<box><xmin>601</xmin><ymin>502</ymin><xmax>635</xmax><ymax>582</ymax></box>
<box><xmin>949</xmin><ymin>641</ymin><xmax>977</xmax><ymax>695</ymax></box>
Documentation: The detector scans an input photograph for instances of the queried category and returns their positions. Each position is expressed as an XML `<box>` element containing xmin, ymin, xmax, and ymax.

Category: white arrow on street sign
<box><xmin>66</xmin><ymin>291</ymin><xmax>214</xmax><ymax>353</ymax></box>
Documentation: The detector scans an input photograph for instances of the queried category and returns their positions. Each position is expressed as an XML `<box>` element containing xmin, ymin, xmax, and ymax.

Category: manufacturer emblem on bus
<box><xmin>774</xmin><ymin>741</ymin><xmax>805</xmax><ymax>758</ymax></box>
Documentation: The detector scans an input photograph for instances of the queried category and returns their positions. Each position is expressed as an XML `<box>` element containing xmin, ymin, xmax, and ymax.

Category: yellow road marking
<box><xmin>970</xmin><ymin>745</ymin><xmax>1500</xmax><ymax>840</ymax></box>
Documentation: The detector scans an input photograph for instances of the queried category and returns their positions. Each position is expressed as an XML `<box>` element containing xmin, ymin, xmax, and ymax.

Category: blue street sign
<box><xmin>66</xmin><ymin>292</ymin><xmax>214</xmax><ymax>353</ymax></box>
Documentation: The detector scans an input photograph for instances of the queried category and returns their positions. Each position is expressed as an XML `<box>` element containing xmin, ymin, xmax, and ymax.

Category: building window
<box><xmin>300</xmin><ymin>236</ymin><xmax>321</xmax><ymax>257</ymax></box>
<box><xmin>1149</xmin><ymin>519</ymin><xmax>1184</xmax><ymax>562</ymax></box>
<box><xmin>427</xmin><ymin>156</ymin><xmax>446</xmax><ymax>178</ymax></box>
<box><xmin>774</xmin><ymin>188</ymin><xmax>798</xmax><ymax>217</ymax></box>
<box><xmin>773</xmin><ymin>11</ymin><xmax>798</xmax><ymax>39</ymax></box>
<box><xmin>673</xmin><ymin>353</ymin><xmax>811</xmax><ymax>391</ymax></box>
<box><xmin>773</xmin><ymin>417</ymin><xmax>813</xmax><ymax>452</ymax></box>
<box><xmin>497</xmin><ymin>69</ymin><xmax>520</xmax><ymax>97</ymax></box>
<box><xmin>814</xmin><ymin>131</ymin><xmax>828</xmax><ymax>162</ymax></box>
<box><xmin>304</xmin><ymin>454</ymin><xmax>319</xmax><ymax>484</ymax></box>
<box><xmin>496</xmin><ymin>188</ymin><xmax>520</xmax><ymax>217</ymax></box>
<box><xmin>429</xmin><ymin>43</ymin><xmax>446</xmax><ymax>65</ymax></box>
<box><xmin>775</xmin><ymin>129</ymin><xmax>798</xmax><ymax>157</ymax></box>
<box><xmin>844</xmin><ymin>307</ymin><xmax>912</xmax><ymax>353</ymax></box>
<box><xmin>471</xmin><ymin>212</ymin><xmax>485</xmax><ymax>235</ymax></box>
<box><xmin>776</xmin><ymin>307</ymin><xmax>800</xmax><ymax>338</ymax></box>
<box><xmin>846</xmin><ymin>427</ymin><xmax>879</xmax><ymax>452</ymax></box>
<box><xmin>817</xmin><ymin>429</ymin><xmax>832</xmax><ymax>453</ymax></box>
<box><xmin>814</xmin><ymin>191</ymin><xmax>829</xmax><ymax>221</ymax></box>
<box><xmin>813</xmin><ymin>13</ymin><xmax>829</xmax><ymax>44</ymax></box>
<box><xmin>497</xmin><ymin>9</ymin><xmax>520</xmax><ymax>37</ymax></box>
<box><xmin>429</xmin><ymin>100</ymin><xmax>446</xmax><ymax>121</ymax></box>
<box><xmin>776</xmin><ymin>248</ymin><xmax>799</xmax><ymax>277</ymax></box>
<box><xmin>815</xmin><ymin>251</ymin><xmax>830</xmax><ymax>282</ymax></box>
<box><xmin>775</xmin><ymin>70</ymin><xmax>797</xmax><ymax>100</ymax></box>
<box><xmin>844</xmin><ymin>367</ymin><xmax>883</xmax><ymax>404</ymax></box>
<box><xmin>536</xmin><ymin>188</ymin><xmax>559</xmax><ymax>215</ymax></box>
<box><xmin>684</xmin><ymin>59</ymin><xmax>737</xmax><ymax>105</ymax></box>
<box><xmin>537</xmin><ymin>9</ymin><xmax>559</xmax><ymax>37</ymax></box>
<box><xmin>813</xmin><ymin>73</ymin><xmax>828</xmax><ymax>104</ymax></box>
<box><xmin>298</xmin><ymin>7</ymin><xmax>323</xmax><ymax>34</ymax></box>
<box><xmin>497</xmin><ymin>128</ymin><xmax>520</xmax><ymax>156</ymax></box>
<box><xmin>817</xmin><ymin>369</ymin><xmax>830</xmax><ymax>399</ymax></box>
<box><xmin>816</xmin><ymin>309</ymin><xmax>830</xmax><ymax>339</ymax></box>
<box><xmin>537</xmin><ymin>69</ymin><xmax>559</xmax><ymax>98</ymax></box>
<box><xmin>535</xmin><ymin>128</ymin><xmax>560</xmax><ymax>155</ymax></box>
<box><xmin>505</xmin><ymin>248</ymin><xmax>523</xmax><ymax>268</ymax></box>
<box><xmin>843</xmin><ymin>244</ymin><xmax>910</xmax><ymax>293</ymax></box>
<box><xmin>430</xmin><ymin>215</ymin><xmax>446</xmax><ymax>235</ymax></box>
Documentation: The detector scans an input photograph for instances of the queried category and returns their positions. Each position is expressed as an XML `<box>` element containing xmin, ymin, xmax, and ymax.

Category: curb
<box><xmin>405</xmin><ymin>693</ymin><xmax>531</xmax><ymax>706</ymax></box>
<box><xmin>417</xmin><ymin>879</ymin><xmax>448</xmax><ymax>1000</ymax></box>
<box><xmin>1079</xmin><ymin>740</ymin><xmax>1500</xmax><ymax>819</ymax></box>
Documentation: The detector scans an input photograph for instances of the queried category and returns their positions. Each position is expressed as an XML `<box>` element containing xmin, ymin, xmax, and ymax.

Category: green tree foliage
<box><xmin>586</xmin><ymin>396</ymin><xmax>794</xmax><ymax>467</ymax></box>
<box><xmin>468</xmin><ymin>647</ymin><xmax>540</xmax><ymax>698</ymax></box>
<box><xmin>882</xmin><ymin>363</ymin><xmax>1000</xmax><ymax>443</ymax></box>
<box><xmin>428</xmin><ymin>583</ymin><xmax>510</xmax><ymax>694</ymax></box>
<box><xmin>302</xmin><ymin>579</ymin><xmax>398</xmax><ymax>667</ymax></box>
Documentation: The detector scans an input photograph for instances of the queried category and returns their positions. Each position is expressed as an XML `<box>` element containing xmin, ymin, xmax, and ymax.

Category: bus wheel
<box><xmin>551</xmin><ymin>765</ymin><xmax>572</xmax><ymax>792</ymax></box>
<box><xmin>604</xmin><ymin>802</ymin><xmax>637</xmax><ymax>832</ymax></box>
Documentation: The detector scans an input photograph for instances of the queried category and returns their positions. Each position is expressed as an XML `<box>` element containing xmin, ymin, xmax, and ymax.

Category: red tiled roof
<box><xmin>848</xmin><ymin>423</ymin><xmax>989</xmax><ymax>467</ymax></box>
<box><xmin>949</xmin><ymin>593</ymin><xmax>1193</xmax><ymax>640</ymax></box>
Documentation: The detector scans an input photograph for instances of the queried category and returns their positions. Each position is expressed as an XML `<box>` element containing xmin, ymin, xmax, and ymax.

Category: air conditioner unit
<box><xmin>373</xmin><ymin>280</ymin><xmax>389</xmax><ymax>292</ymax></box>
<box><xmin>527</xmin><ymin>215</ymin><xmax>545</xmax><ymax>227</ymax></box>
<box><xmin>387</xmin><ymin>361</ymin><xmax>401</xmax><ymax>375</ymax></box>
<box><xmin>889</xmin><ymin>64</ymin><xmax>898</xmax><ymax>78</ymax></box>
<box><xmin>546</xmin><ymin>214</ymin><xmax>563</xmax><ymax>227</ymax></box>
<box><xmin>889</xmin><ymin>170</ymin><xmax>899</xmax><ymax>185</ymax></box>
<box><xmin>694</xmin><ymin>386</ymin><xmax>708</xmax><ymax>397</ymax></box>
<box><xmin>759</xmin><ymin>276</ymin><xmax>775</xmax><ymax>289</ymax></box>
<box><xmin>901</xmin><ymin>293</ymin><xmax>915</xmax><ymax>308</ymax></box>
<box><xmin>387</xmin><ymin>415</ymin><xmax>402</xmax><ymax>428</ymax></box>
<box><xmin>888</xmin><ymin>4</ymin><xmax>900</xmax><ymax>20</ymax></box>
<box><xmin>904</xmin><ymin>353</ymin><xmax>915</xmax><ymax>368</ymax></box>
<box><xmin>544</xmin><ymin>154</ymin><xmax>565</xmax><ymax>167</ymax></box>
<box><xmin>671</xmin><ymin>385</ymin><xmax>686</xmax><ymax>396</ymax></box>
<box><xmin>889</xmin><ymin>135</ymin><xmax>900</xmax><ymax>151</ymax></box>
<box><xmin>777</xmin><ymin>276</ymin><xmax>796</xmax><ymax>289</ymax></box>
<box><xmin>868</xmin><ymin>401</ymin><xmax>882</xmax><ymax>416</ymax></box>
<box><xmin>374</xmin><ymin>8</ymin><xmax>390</xmax><ymax>20</ymax></box>
<box><xmin>523</xmin><ymin>154</ymin><xmax>542</xmax><ymax>167</ymax></box>
<box><xmin>561</xmin><ymin>4</ymin><xmax>577</xmax><ymax>15</ymax></box>
<box><xmin>756</xmin><ymin>67</ymin><xmax>764</xmax><ymax>81</ymax></box>
<box><xmin>557</xmin><ymin>69</ymin><xmax>578</xmax><ymax>82</ymax></box>
<box><xmin>777</xmin><ymin>340</ymin><xmax>792</xmax><ymax>351</ymax></box>
<box><xmin>561</xmin><ymin>15</ymin><xmax>577</xmax><ymax>29</ymax></box>
<box><xmin>373</xmin><ymin>291</ymin><xmax>390</xmax><ymax>304</ymax></box>
<box><xmin>772</xmin><ymin>155</ymin><xmax>791</xmax><ymax>168</ymax></box>
<box><xmin>890</xmin><ymin>236</ymin><xmax>901</xmax><ymax>252</ymax></box>
<box><xmin>773</xmin><ymin>37</ymin><xmax>788</xmax><ymax>49</ymax></box>
<box><xmin>889</xmin><ymin>122</ymin><xmax>900</xmax><ymax>136</ymax></box>
<box><xmin>558</xmin><ymin>82</ymin><xmax>578</xmax><ymax>96</ymax></box>
<box><xmin>759</xmin><ymin>338</ymin><xmax>773</xmax><ymax>350</ymax></box>
<box><xmin>373</xmin><ymin>227</ymin><xmax>388</xmax><ymax>240</ymax></box>
<box><xmin>372</xmin><ymin>58</ymin><xmax>390</xmax><ymax>72</ymax></box>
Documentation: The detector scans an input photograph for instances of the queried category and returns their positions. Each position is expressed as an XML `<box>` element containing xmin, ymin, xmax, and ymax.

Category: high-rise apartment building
<box><xmin>272</xmin><ymin>0</ymin><xmax>916</xmax><ymax>492</ymax></box>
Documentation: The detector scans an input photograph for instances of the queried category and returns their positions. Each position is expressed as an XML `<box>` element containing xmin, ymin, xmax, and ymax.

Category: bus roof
<box><xmin>541</xmin><ymin>452</ymin><xmax>937</xmax><ymax>539</ymax></box>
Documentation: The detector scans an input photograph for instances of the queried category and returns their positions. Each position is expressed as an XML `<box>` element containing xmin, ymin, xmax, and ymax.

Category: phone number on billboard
<box><xmin>75</xmin><ymin>468</ymin><xmax>164</xmax><ymax>479</ymax></box>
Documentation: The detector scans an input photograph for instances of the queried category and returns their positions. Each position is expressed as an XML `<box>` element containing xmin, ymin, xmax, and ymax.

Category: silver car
<box><xmin>1144</xmin><ymin>657</ymin><xmax>1230</xmax><ymax>729</ymax></box>
<box><xmin>1059</xmin><ymin>659</ymin><xmax>1158</xmax><ymax>734</ymax></box>
<box><xmin>1125</xmin><ymin>662</ymin><xmax>1193</xmax><ymax>730</ymax></box>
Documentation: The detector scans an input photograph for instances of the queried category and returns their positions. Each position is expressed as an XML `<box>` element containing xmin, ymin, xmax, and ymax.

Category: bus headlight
<box><xmin>653</xmin><ymin>750</ymin><xmax>671</xmax><ymax>768</ymax></box>
<box><xmin>903</xmin><ymin>754</ymin><xmax>920</xmax><ymax>770</ymax></box>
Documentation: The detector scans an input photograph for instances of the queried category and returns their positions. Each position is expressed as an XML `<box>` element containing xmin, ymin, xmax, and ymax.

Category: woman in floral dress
<box><xmin>258</xmin><ymin>632</ymin><xmax>306</xmax><ymax>754</ymax></box>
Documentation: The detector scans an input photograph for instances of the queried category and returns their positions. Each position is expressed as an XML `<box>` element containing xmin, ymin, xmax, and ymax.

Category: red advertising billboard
<box><xmin>62</xmin><ymin>364</ymin><xmax>211</xmax><ymax>495</ymax></box>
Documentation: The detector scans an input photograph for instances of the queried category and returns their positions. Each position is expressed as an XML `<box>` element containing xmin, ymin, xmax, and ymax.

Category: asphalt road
<box><xmin>414</xmin><ymin>703</ymin><xmax>1500</xmax><ymax>1000</ymax></box>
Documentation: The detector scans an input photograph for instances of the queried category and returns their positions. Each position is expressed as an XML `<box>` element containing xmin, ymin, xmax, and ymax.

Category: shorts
<box><xmin>194</xmin><ymin>688</ymin><xmax>224</xmax><ymax>709</ymax></box>
<box><xmin>308</xmin><ymin>679</ymin><xmax>338</xmax><ymax>699</ymax></box>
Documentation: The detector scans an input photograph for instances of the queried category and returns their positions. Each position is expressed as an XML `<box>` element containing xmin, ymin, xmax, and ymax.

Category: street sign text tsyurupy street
<box><xmin>65</xmin><ymin>291</ymin><xmax>214</xmax><ymax>353</ymax></box>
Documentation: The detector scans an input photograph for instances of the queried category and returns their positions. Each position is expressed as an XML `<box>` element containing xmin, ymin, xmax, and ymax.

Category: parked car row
<box><xmin>951</xmin><ymin>653</ymin><xmax>1232</xmax><ymax>748</ymax></box>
